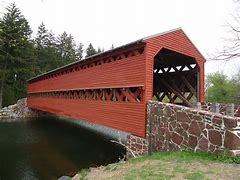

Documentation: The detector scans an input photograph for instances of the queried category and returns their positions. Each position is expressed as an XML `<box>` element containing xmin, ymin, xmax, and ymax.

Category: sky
<box><xmin>0</xmin><ymin>0</ymin><xmax>239</xmax><ymax>76</ymax></box>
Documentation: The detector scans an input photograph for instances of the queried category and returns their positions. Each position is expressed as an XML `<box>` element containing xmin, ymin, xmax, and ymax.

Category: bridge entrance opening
<box><xmin>153</xmin><ymin>48</ymin><xmax>199</xmax><ymax>107</ymax></box>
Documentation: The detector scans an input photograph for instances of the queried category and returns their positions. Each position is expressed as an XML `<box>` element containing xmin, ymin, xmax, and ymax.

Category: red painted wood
<box><xmin>28</xmin><ymin>54</ymin><xmax>145</xmax><ymax>93</ymax></box>
<box><xmin>27</xmin><ymin>97</ymin><xmax>146</xmax><ymax>137</ymax></box>
<box><xmin>27</xmin><ymin>28</ymin><xmax>205</xmax><ymax>138</ymax></box>
<box><xmin>144</xmin><ymin>29</ymin><xmax>205</xmax><ymax>102</ymax></box>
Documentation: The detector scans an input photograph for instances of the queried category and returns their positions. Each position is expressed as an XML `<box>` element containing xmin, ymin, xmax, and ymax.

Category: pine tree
<box><xmin>0</xmin><ymin>3</ymin><xmax>35</xmax><ymax>107</ymax></box>
<box><xmin>57</xmin><ymin>31</ymin><xmax>76</xmax><ymax>63</ymax></box>
<box><xmin>76</xmin><ymin>43</ymin><xmax>84</xmax><ymax>61</ymax></box>
<box><xmin>85</xmin><ymin>43</ymin><xmax>97</xmax><ymax>57</ymax></box>
<box><xmin>97</xmin><ymin>47</ymin><xmax>101</xmax><ymax>53</ymax></box>
<box><xmin>35</xmin><ymin>22</ymin><xmax>49</xmax><ymax>48</ymax></box>
<box><xmin>35</xmin><ymin>23</ymin><xmax>60</xmax><ymax>73</ymax></box>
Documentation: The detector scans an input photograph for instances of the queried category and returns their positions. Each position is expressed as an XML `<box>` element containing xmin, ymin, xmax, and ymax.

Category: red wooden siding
<box><xmin>27</xmin><ymin>98</ymin><xmax>146</xmax><ymax>137</ymax></box>
<box><xmin>144</xmin><ymin>29</ymin><xmax>205</xmax><ymax>102</ymax></box>
<box><xmin>28</xmin><ymin>53</ymin><xmax>145</xmax><ymax>93</ymax></box>
<box><xmin>28</xmin><ymin>45</ymin><xmax>147</xmax><ymax>137</ymax></box>
<box><xmin>27</xmin><ymin>28</ymin><xmax>206</xmax><ymax>138</ymax></box>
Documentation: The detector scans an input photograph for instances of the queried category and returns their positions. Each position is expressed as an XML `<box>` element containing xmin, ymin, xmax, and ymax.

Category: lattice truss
<box><xmin>29</xmin><ymin>87</ymin><xmax>144</xmax><ymax>103</ymax></box>
<box><xmin>153</xmin><ymin>48</ymin><xmax>199</xmax><ymax>107</ymax></box>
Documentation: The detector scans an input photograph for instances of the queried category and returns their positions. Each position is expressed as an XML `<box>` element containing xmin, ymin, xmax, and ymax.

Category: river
<box><xmin>0</xmin><ymin>117</ymin><xmax>125</xmax><ymax>179</ymax></box>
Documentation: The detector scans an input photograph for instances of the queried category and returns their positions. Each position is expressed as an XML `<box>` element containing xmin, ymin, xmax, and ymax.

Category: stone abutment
<box><xmin>127</xmin><ymin>101</ymin><xmax>240</xmax><ymax>158</ymax></box>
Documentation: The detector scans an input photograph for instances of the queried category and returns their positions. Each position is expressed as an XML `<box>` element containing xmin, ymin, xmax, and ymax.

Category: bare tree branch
<box><xmin>211</xmin><ymin>1</ymin><xmax>240</xmax><ymax>61</ymax></box>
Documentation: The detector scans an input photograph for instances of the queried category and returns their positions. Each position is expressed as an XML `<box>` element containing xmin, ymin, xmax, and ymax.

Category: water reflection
<box><xmin>0</xmin><ymin>117</ymin><xmax>125</xmax><ymax>180</ymax></box>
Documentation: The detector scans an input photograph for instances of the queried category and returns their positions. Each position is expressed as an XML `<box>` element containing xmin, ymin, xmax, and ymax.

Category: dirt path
<box><xmin>74</xmin><ymin>159</ymin><xmax>240</xmax><ymax>180</ymax></box>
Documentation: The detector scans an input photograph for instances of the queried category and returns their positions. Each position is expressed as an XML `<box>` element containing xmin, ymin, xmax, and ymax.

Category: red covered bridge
<box><xmin>27</xmin><ymin>28</ymin><xmax>205</xmax><ymax>138</ymax></box>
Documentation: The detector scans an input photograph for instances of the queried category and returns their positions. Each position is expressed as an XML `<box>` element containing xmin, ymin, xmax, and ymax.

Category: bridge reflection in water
<box><xmin>0</xmin><ymin>117</ymin><xmax>125</xmax><ymax>180</ymax></box>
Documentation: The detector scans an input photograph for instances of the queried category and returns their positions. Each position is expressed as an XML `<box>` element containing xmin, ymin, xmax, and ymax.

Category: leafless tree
<box><xmin>212</xmin><ymin>0</ymin><xmax>240</xmax><ymax>61</ymax></box>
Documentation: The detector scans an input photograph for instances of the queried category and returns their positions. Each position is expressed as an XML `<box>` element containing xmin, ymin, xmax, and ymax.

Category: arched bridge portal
<box><xmin>27</xmin><ymin>28</ymin><xmax>205</xmax><ymax>137</ymax></box>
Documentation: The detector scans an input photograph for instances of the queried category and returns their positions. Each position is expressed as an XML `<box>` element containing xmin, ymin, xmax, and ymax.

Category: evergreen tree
<box><xmin>57</xmin><ymin>31</ymin><xmax>76</xmax><ymax>63</ymax></box>
<box><xmin>97</xmin><ymin>47</ymin><xmax>101</xmax><ymax>53</ymax></box>
<box><xmin>35</xmin><ymin>22</ymin><xmax>49</xmax><ymax>48</ymax></box>
<box><xmin>85</xmin><ymin>43</ymin><xmax>97</xmax><ymax>57</ymax></box>
<box><xmin>76</xmin><ymin>43</ymin><xmax>84</xmax><ymax>61</ymax></box>
<box><xmin>34</xmin><ymin>22</ymin><xmax>60</xmax><ymax>73</ymax></box>
<box><xmin>0</xmin><ymin>3</ymin><xmax>35</xmax><ymax>107</ymax></box>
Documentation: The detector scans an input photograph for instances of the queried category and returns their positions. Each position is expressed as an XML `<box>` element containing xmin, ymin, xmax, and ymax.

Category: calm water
<box><xmin>0</xmin><ymin>117</ymin><xmax>125</xmax><ymax>180</ymax></box>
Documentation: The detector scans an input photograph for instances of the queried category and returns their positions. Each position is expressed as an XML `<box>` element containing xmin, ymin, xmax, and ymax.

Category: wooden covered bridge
<box><xmin>27</xmin><ymin>28</ymin><xmax>205</xmax><ymax>138</ymax></box>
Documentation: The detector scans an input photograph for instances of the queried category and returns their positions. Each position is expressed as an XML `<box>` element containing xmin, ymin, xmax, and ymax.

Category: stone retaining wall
<box><xmin>126</xmin><ymin>135</ymin><xmax>149</xmax><ymax>158</ymax></box>
<box><xmin>0</xmin><ymin>98</ymin><xmax>53</xmax><ymax>121</ymax></box>
<box><xmin>127</xmin><ymin>101</ymin><xmax>240</xmax><ymax>158</ymax></box>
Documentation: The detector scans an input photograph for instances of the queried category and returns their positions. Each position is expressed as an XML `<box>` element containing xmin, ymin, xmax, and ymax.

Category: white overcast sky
<box><xmin>0</xmin><ymin>0</ymin><xmax>240</xmax><ymax>76</ymax></box>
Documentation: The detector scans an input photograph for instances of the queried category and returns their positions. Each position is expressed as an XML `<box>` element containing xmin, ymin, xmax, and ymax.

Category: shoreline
<box><xmin>0</xmin><ymin>98</ymin><xmax>53</xmax><ymax>121</ymax></box>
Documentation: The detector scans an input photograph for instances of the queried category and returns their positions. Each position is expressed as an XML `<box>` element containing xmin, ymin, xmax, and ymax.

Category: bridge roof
<box><xmin>28</xmin><ymin>27</ymin><xmax>205</xmax><ymax>82</ymax></box>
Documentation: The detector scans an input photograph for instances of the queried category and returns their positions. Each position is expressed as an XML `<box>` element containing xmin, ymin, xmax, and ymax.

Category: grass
<box><xmin>78</xmin><ymin>168</ymin><xmax>90</xmax><ymax>180</ymax></box>
<box><xmin>75</xmin><ymin>150</ymin><xmax>240</xmax><ymax>179</ymax></box>
<box><xmin>184</xmin><ymin>172</ymin><xmax>205</xmax><ymax>180</ymax></box>
<box><xmin>129</xmin><ymin>149</ymin><xmax>240</xmax><ymax>164</ymax></box>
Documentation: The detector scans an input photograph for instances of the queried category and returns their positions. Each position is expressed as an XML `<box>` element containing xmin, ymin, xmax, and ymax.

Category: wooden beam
<box><xmin>160</xmin><ymin>78</ymin><xmax>193</xmax><ymax>107</ymax></box>
<box><xmin>181</xmin><ymin>76</ymin><xmax>197</xmax><ymax>97</ymax></box>
<box><xmin>121</xmin><ymin>89</ymin><xmax>137</xmax><ymax>102</ymax></box>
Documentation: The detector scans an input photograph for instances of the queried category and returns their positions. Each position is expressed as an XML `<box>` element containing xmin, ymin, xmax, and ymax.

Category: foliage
<box><xmin>0</xmin><ymin>3</ymin><xmax>101</xmax><ymax>107</ymax></box>
<box><xmin>206</xmin><ymin>71</ymin><xmax>240</xmax><ymax>104</ymax></box>
<box><xmin>76</xmin><ymin>43</ymin><xmax>84</xmax><ymax>61</ymax></box>
<box><xmin>85</xmin><ymin>43</ymin><xmax>98</xmax><ymax>57</ymax></box>
<box><xmin>0</xmin><ymin>3</ymin><xmax>35</xmax><ymax>108</ymax></box>
<box><xmin>78</xmin><ymin>168</ymin><xmax>90</xmax><ymax>180</ymax></box>
<box><xmin>34</xmin><ymin>22</ymin><xmax>61</xmax><ymax>74</ymax></box>
<box><xmin>57</xmin><ymin>31</ymin><xmax>77</xmax><ymax>63</ymax></box>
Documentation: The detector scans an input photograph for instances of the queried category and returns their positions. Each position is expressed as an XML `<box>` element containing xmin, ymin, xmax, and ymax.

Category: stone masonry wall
<box><xmin>127</xmin><ymin>101</ymin><xmax>240</xmax><ymax>158</ymax></box>
<box><xmin>126</xmin><ymin>135</ymin><xmax>149</xmax><ymax>158</ymax></box>
<box><xmin>0</xmin><ymin>98</ymin><xmax>53</xmax><ymax>121</ymax></box>
<box><xmin>147</xmin><ymin>101</ymin><xmax>240</xmax><ymax>154</ymax></box>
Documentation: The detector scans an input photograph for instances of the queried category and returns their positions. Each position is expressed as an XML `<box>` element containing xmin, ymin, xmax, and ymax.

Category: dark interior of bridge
<box><xmin>153</xmin><ymin>48</ymin><xmax>199</xmax><ymax>107</ymax></box>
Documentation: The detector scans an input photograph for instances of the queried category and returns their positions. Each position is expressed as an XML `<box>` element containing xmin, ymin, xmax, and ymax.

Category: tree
<box><xmin>57</xmin><ymin>31</ymin><xmax>77</xmax><ymax>63</ymax></box>
<box><xmin>35</xmin><ymin>22</ymin><xmax>49</xmax><ymax>49</ymax></box>
<box><xmin>206</xmin><ymin>72</ymin><xmax>239</xmax><ymax>103</ymax></box>
<box><xmin>34</xmin><ymin>22</ymin><xmax>61</xmax><ymax>73</ymax></box>
<box><xmin>213</xmin><ymin>0</ymin><xmax>240</xmax><ymax>61</ymax></box>
<box><xmin>85</xmin><ymin>43</ymin><xmax>97</xmax><ymax>57</ymax></box>
<box><xmin>97</xmin><ymin>47</ymin><xmax>102</xmax><ymax>53</ymax></box>
<box><xmin>76</xmin><ymin>43</ymin><xmax>84</xmax><ymax>61</ymax></box>
<box><xmin>0</xmin><ymin>3</ymin><xmax>35</xmax><ymax>108</ymax></box>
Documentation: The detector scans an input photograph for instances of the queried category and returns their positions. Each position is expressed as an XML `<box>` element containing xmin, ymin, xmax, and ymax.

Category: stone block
<box><xmin>192</xmin><ymin>114</ymin><xmax>203</xmax><ymax>121</ymax></box>
<box><xmin>176</xmin><ymin>111</ymin><xmax>190</xmax><ymax>122</ymax></box>
<box><xmin>172</xmin><ymin>132</ymin><xmax>183</xmax><ymax>145</ymax></box>
<box><xmin>188</xmin><ymin>135</ymin><xmax>198</xmax><ymax>149</ymax></box>
<box><xmin>212</xmin><ymin>116</ymin><xmax>222</xmax><ymax>126</ymax></box>
<box><xmin>188</xmin><ymin>121</ymin><xmax>201</xmax><ymax>136</ymax></box>
<box><xmin>224</xmin><ymin>130</ymin><xmax>240</xmax><ymax>150</ymax></box>
<box><xmin>223</xmin><ymin>117</ymin><xmax>237</xmax><ymax>129</ymax></box>
<box><xmin>181</xmin><ymin>123</ymin><xmax>189</xmax><ymax>131</ymax></box>
<box><xmin>209</xmin><ymin>130</ymin><xmax>222</xmax><ymax>146</ymax></box>
<box><xmin>163</xmin><ymin>106</ymin><xmax>173</xmax><ymax>116</ymax></box>
<box><xmin>198</xmin><ymin>137</ymin><xmax>209</xmax><ymax>150</ymax></box>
